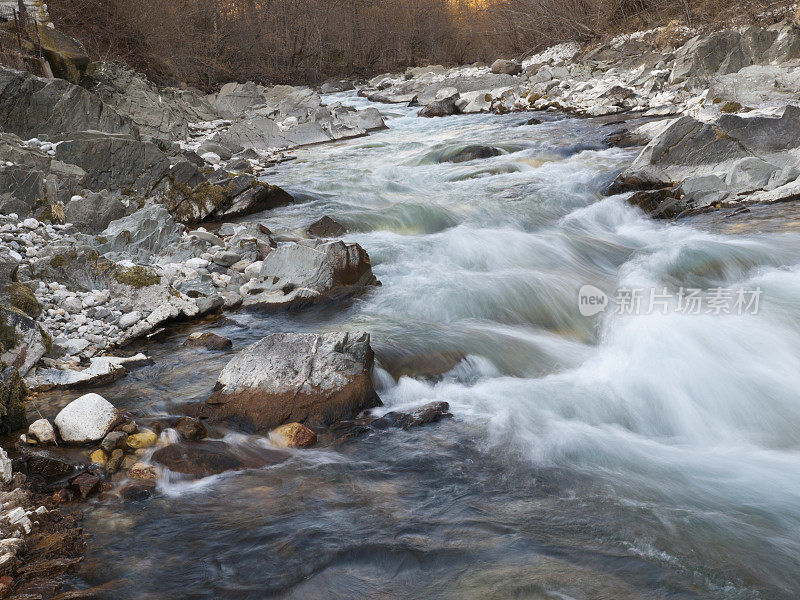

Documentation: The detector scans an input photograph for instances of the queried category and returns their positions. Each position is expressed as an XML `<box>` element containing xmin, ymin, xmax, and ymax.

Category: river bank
<box><xmin>2</xmin><ymin>12</ymin><xmax>800</xmax><ymax>600</ymax></box>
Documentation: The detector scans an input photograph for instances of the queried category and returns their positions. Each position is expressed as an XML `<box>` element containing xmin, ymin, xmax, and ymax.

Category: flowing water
<box><xmin>64</xmin><ymin>95</ymin><xmax>800</xmax><ymax>599</ymax></box>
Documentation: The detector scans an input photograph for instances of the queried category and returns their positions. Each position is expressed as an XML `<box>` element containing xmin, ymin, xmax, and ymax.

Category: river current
<box><xmin>66</xmin><ymin>95</ymin><xmax>800</xmax><ymax>599</ymax></box>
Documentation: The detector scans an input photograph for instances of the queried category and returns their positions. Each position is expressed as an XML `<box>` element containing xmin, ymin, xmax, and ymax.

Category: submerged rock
<box><xmin>151</xmin><ymin>440</ymin><xmax>288</xmax><ymax>476</ymax></box>
<box><xmin>201</xmin><ymin>331</ymin><xmax>381</xmax><ymax>433</ymax></box>
<box><xmin>183</xmin><ymin>332</ymin><xmax>232</xmax><ymax>350</ymax></box>
<box><xmin>54</xmin><ymin>393</ymin><xmax>119</xmax><ymax>445</ymax></box>
<box><xmin>171</xmin><ymin>416</ymin><xmax>208</xmax><ymax>441</ymax></box>
<box><xmin>444</xmin><ymin>145</ymin><xmax>504</xmax><ymax>163</ymax></box>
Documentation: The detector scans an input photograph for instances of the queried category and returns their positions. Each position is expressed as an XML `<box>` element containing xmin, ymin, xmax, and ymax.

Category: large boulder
<box><xmin>240</xmin><ymin>240</ymin><xmax>379</xmax><ymax>309</ymax></box>
<box><xmin>96</xmin><ymin>204</ymin><xmax>183</xmax><ymax>262</ymax></box>
<box><xmin>418</xmin><ymin>88</ymin><xmax>460</xmax><ymax>118</ymax></box>
<box><xmin>0</xmin><ymin>132</ymin><xmax>87</xmax><ymax>216</ymax></box>
<box><xmin>623</xmin><ymin>106</ymin><xmax>800</xmax><ymax>185</ymax></box>
<box><xmin>0</xmin><ymin>66</ymin><xmax>137</xmax><ymax>140</ymax></box>
<box><xmin>201</xmin><ymin>332</ymin><xmax>380</xmax><ymax>433</ymax></box>
<box><xmin>491</xmin><ymin>59</ymin><xmax>522</xmax><ymax>76</ymax></box>
<box><xmin>64</xmin><ymin>192</ymin><xmax>126</xmax><ymax>233</ymax></box>
<box><xmin>162</xmin><ymin>161</ymin><xmax>294</xmax><ymax>225</ymax></box>
<box><xmin>54</xmin><ymin>393</ymin><xmax>119</xmax><ymax>444</ymax></box>
<box><xmin>54</xmin><ymin>133</ymin><xmax>170</xmax><ymax>194</ymax></box>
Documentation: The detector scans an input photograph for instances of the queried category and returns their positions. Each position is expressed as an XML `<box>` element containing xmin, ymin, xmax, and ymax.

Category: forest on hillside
<box><xmin>51</xmin><ymin>0</ymin><xmax>790</xmax><ymax>89</ymax></box>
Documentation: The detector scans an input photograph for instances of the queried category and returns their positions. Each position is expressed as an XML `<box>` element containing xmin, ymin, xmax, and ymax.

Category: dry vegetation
<box><xmin>49</xmin><ymin>0</ymin><xmax>795</xmax><ymax>90</ymax></box>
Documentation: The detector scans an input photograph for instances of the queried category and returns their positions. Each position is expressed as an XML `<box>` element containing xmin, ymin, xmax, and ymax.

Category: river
<box><xmin>66</xmin><ymin>95</ymin><xmax>800</xmax><ymax>599</ymax></box>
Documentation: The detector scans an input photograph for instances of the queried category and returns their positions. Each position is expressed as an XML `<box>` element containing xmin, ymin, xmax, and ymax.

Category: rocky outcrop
<box><xmin>0</xmin><ymin>66</ymin><xmax>136</xmax><ymax>140</ymax></box>
<box><xmin>54</xmin><ymin>133</ymin><xmax>170</xmax><ymax>194</ymax></box>
<box><xmin>240</xmin><ymin>240</ymin><xmax>379</xmax><ymax>309</ymax></box>
<box><xmin>670</xmin><ymin>26</ymin><xmax>800</xmax><ymax>85</ymax></box>
<box><xmin>83</xmin><ymin>61</ymin><xmax>219</xmax><ymax>141</ymax></box>
<box><xmin>201</xmin><ymin>332</ymin><xmax>381</xmax><ymax>433</ymax></box>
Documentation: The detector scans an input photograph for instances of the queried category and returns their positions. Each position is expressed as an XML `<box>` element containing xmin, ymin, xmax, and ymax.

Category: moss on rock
<box><xmin>720</xmin><ymin>101</ymin><xmax>743</xmax><ymax>113</ymax></box>
<box><xmin>0</xmin><ymin>364</ymin><xmax>27</xmax><ymax>435</ymax></box>
<box><xmin>6</xmin><ymin>282</ymin><xmax>41</xmax><ymax>317</ymax></box>
<box><xmin>0</xmin><ymin>311</ymin><xmax>20</xmax><ymax>355</ymax></box>
<box><xmin>113</xmin><ymin>265</ymin><xmax>161</xmax><ymax>288</ymax></box>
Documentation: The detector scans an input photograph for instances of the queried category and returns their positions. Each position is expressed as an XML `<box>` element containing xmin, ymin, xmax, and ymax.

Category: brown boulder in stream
<box><xmin>200</xmin><ymin>332</ymin><xmax>381</xmax><ymax>433</ymax></box>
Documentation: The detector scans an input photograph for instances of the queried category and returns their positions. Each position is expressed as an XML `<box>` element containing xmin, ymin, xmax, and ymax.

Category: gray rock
<box><xmin>725</xmin><ymin>157</ymin><xmax>780</xmax><ymax>191</ymax></box>
<box><xmin>83</xmin><ymin>61</ymin><xmax>219</xmax><ymax>141</ymax></box>
<box><xmin>213</xmin><ymin>250</ymin><xmax>240</xmax><ymax>267</ymax></box>
<box><xmin>624</xmin><ymin>106</ymin><xmax>800</xmax><ymax>185</ymax></box>
<box><xmin>100</xmin><ymin>430</ymin><xmax>128</xmax><ymax>453</ymax></box>
<box><xmin>64</xmin><ymin>192</ymin><xmax>126</xmax><ymax>233</ymax></box>
<box><xmin>307</xmin><ymin>216</ymin><xmax>346</xmax><ymax>238</ymax></box>
<box><xmin>241</xmin><ymin>240</ymin><xmax>379</xmax><ymax>309</ymax></box>
<box><xmin>418</xmin><ymin>89</ymin><xmax>460</xmax><ymax>118</ymax></box>
<box><xmin>0</xmin><ymin>307</ymin><xmax>49</xmax><ymax>376</ymax></box>
<box><xmin>55</xmin><ymin>133</ymin><xmax>170</xmax><ymax>194</ymax></box>
<box><xmin>54</xmin><ymin>392</ymin><xmax>119</xmax><ymax>444</ymax></box>
<box><xmin>197</xmin><ymin>141</ymin><xmax>233</xmax><ymax>161</ymax></box>
<box><xmin>491</xmin><ymin>59</ymin><xmax>522</xmax><ymax>75</ymax></box>
<box><xmin>200</xmin><ymin>331</ymin><xmax>380</xmax><ymax>432</ymax></box>
<box><xmin>98</xmin><ymin>205</ymin><xmax>183</xmax><ymax>262</ymax></box>
<box><xmin>0</xmin><ymin>66</ymin><xmax>137</xmax><ymax>139</ymax></box>
<box><xmin>671</xmin><ymin>27</ymin><xmax>779</xmax><ymax>84</ymax></box>
<box><xmin>196</xmin><ymin>294</ymin><xmax>224</xmax><ymax>314</ymax></box>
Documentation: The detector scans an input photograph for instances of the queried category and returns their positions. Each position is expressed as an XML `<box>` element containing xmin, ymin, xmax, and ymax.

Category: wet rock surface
<box><xmin>201</xmin><ymin>332</ymin><xmax>381</xmax><ymax>433</ymax></box>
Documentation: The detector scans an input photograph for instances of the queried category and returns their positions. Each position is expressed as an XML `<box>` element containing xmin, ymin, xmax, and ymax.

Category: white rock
<box><xmin>7</xmin><ymin>250</ymin><xmax>22</xmax><ymax>262</ymax></box>
<box><xmin>5</xmin><ymin>507</ymin><xmax>31</xmax><ymax>533</ymax></box>
<box><xmin>70</xmin><ymin>195</ymin><xmax>84</xmax><ymax>202</ymax></box>
<box><xmin>201</xmin><ymin>152</ymin><xmax>221</xmax><ymax>165</ymax></box>
<box><xmin>54</xmin><ymin>393</ymin><xmax>119</xmax><ymax>444</ymax></box>
<box><xmin>243</xmin><ymin>261</ymin><xmax>263</xmax><ymax>280</ymax></box>
<box><xmin>22</xmin><ymin>218</ymin><xmax>39</xmax><ymax>229</ymax></box>
<box><xmin>27</xmin><ymin>419</ymin><xmax>56</xmax><ymax>445</ymax></box>
<box><xmin>0</xmin><ymin>448</ymin><xmax>11</xmax><ymax>484</ymax></box>
<box><xmin>186</xmin><ymin>257</ymin><xmax>209</xmax><ymax>270</ymax></box>
<box><xmin>63</xmin><ymin>297</ymin><xmax>83</xmax><ymax>314</ymax></box>
<box><xmin>118</xmin><ymin>311</ymin><xmax>141</xmax><ymax>329</ymax></box>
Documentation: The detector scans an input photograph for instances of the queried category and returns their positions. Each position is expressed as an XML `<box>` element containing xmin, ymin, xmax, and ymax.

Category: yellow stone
<box><xmin>89</xmin><ymin>448</ymin><xmax>108</xmax><ymax>467</ymax></box>
<box><xmin>269</xmin><ymin>423</ymin><xmax>317</xmax><ymax>449</ymax></box>
<box><xmin>126</xmin><ymin>429</ymin><xmax>157</xmax><ymax>449</ymax></box>
<box><xmin>128</xmin><ymin>462</ymin><xmax>158</xmax><ymax>480</ymax></box>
